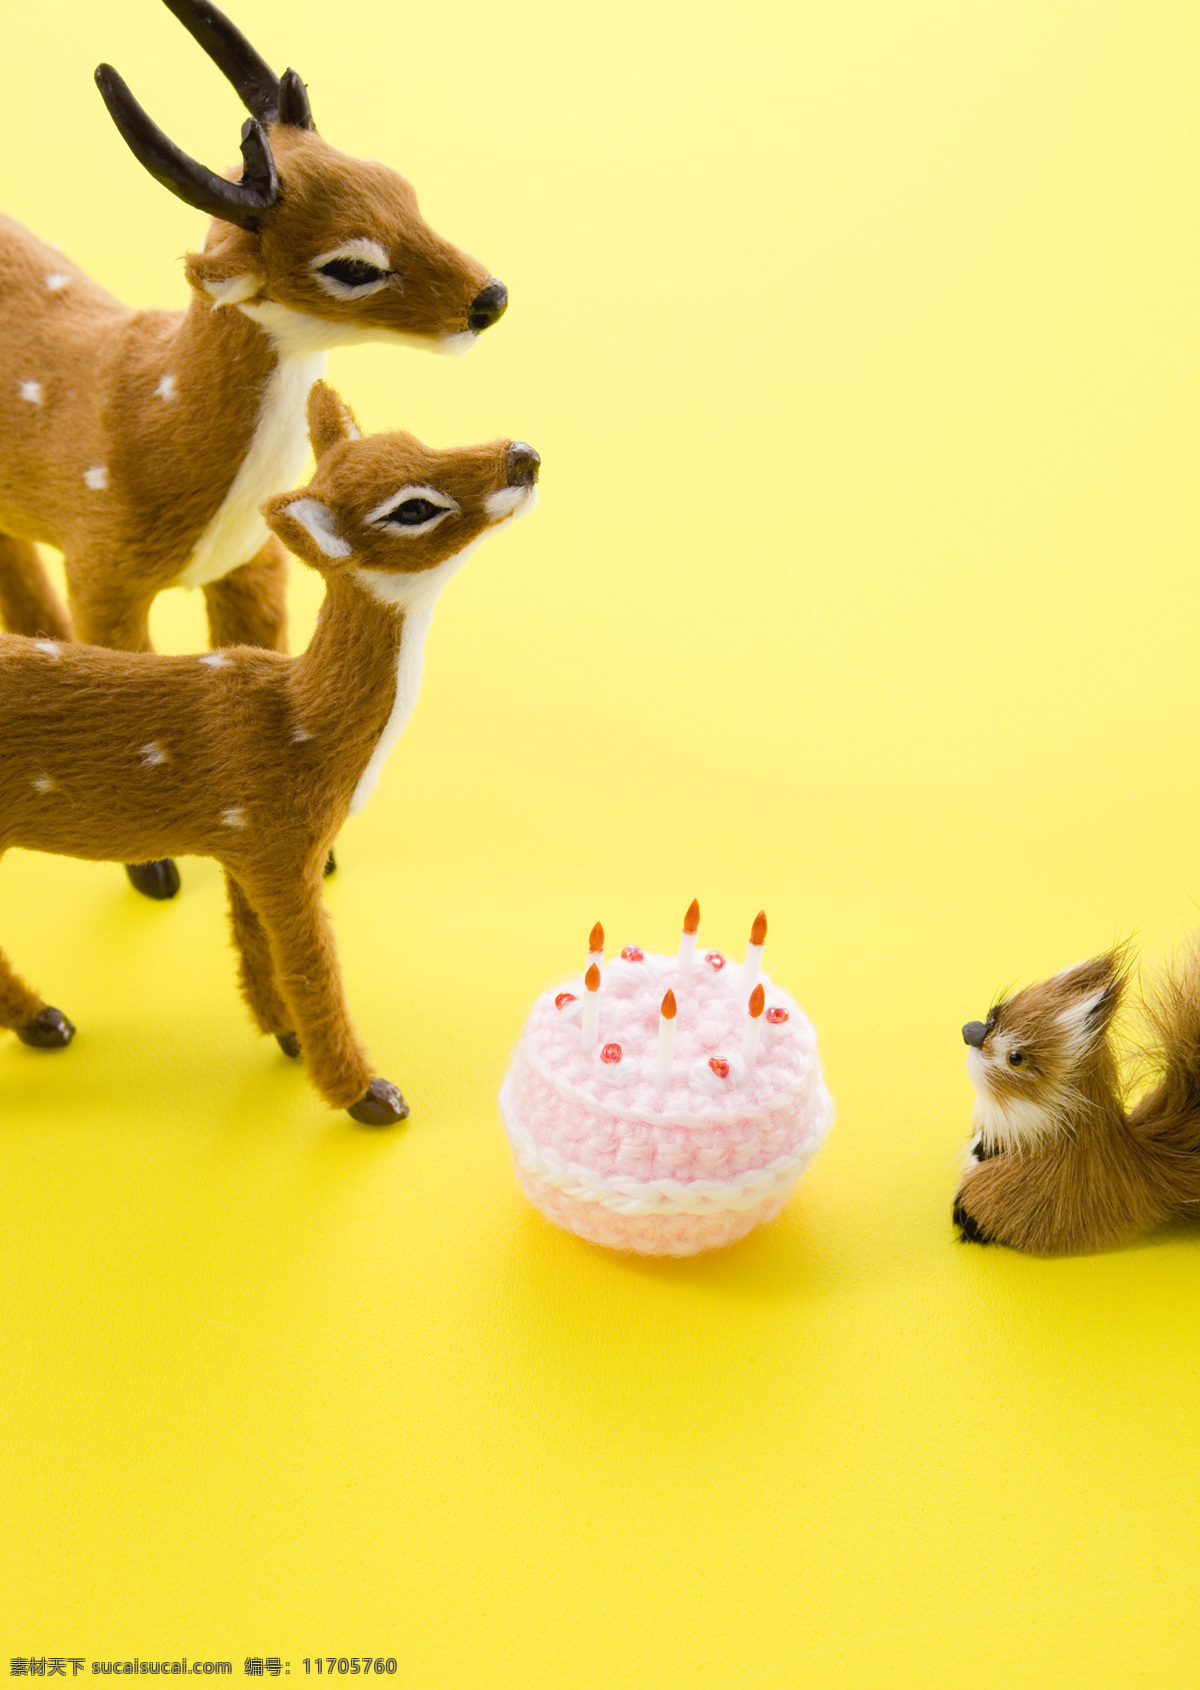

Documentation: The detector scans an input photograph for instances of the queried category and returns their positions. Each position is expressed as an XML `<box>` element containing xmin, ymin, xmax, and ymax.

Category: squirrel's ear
<box><xmin>1055</xmin><ymin>951</ymin><xmax>1122</xmax><ymax>1000</ymax></box>
<box><xmin>262</xmin><ymin>488</ymin><xmax>352</xmax><ymax>567</ymax></box>
<box><xmin>307</xmin><ymin>381</ymin><xmax>361</xmax><ymax>458</ymax></box>
<box><xmin>1054</xmin><ymin>950</ymin><xmax>1125</xmax><ymax>1051</ymax></box>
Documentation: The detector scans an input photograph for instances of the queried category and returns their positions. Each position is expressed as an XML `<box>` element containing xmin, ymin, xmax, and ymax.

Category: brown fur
<box><xmin>0</xmin><ymin>79</ymin><xmax>497</xmax><ymax>653</ymax></box>
<box><xmin>955</xmin><ymin>943</ymin><xmax>1200</xmax><ymax>1254</ymax></box>
<box><xmin>0</xmin><ymin>383</ymin><xmax>538</xmax><ymax>1118</ymax></box>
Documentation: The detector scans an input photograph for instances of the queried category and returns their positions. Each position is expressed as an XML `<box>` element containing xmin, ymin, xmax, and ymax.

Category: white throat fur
<box><xmin>347</xmin><ymin>542</ymin><xmax>480</xmax><ymax>814</ymax></box>
<box><xmin>176</xmin><ymin>301</ymin><xmax>476</xmax><ymax>592</ymax></box>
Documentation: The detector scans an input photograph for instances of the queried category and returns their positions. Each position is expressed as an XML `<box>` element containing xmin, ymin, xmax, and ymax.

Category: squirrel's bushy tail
<box><xmin>1132</xmin><ymin>940</ymin><xmax>1200</xmax><ymax>1176</ymax></box>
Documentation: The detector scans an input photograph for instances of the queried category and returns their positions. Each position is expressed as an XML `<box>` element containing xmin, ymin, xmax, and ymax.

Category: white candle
<box><xmin>588</xmin><ymin>920</ymin><xmax>605</xmax><ymax>976</ymax></box>
<box><xmin>582</xmin><ymin>962</ymin><xmax>601</xmax><ymax>1047</ymax></box>
<box><xmin>741</xmin><ymin>983</ymin><xmax>765</xmax><ymax>1065</ymax></box>
<box><xmin>656</xmin><ymin>988</ymin><xmax>677</xmax><ymax>1085</ymax></box>
<box><xmin>678</xmin><ymin>898</ymin><xmax>700</xmax><ymax>971</ymax></box>
<box><xmin>741</xmin><ymin>909</ymin><xmax>768</xmax><ymax>992</ymax></box>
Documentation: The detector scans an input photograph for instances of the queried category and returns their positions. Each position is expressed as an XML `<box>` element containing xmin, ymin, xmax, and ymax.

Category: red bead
<box><xmin>708</xmin><ymin>1056</ymin><xmax>730</xmax><ymax>1078</ymax></box>
<box><xmin>704</xmin><ymin>952</ymin><xmax>726</xmax><ymax>971</ymax></box>
<box><xmin>620</xmin><ymin>945</ymin><xmax>645</xmax><ymax>962</ymax></box>
<box><xmin>765</xmin><ymin>1007</ymin><xmax>789</xmax><ymax>1025</ymax></box>
<box><xmin>601</xmin><ymin>1042</ymin><xmax>623</xmax><ymax>1064</ymax></box>
<box><xmin>555</xmin><ymin>992</ymin><xmax>577</xmax><ymax>1011</ymax></box>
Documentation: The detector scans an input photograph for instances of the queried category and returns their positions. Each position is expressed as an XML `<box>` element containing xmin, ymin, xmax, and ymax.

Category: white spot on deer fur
<box><xmin>83</xmin><ymin>465</ymin><xmax>109</xmax><ymax>491</ymax></box>
<box><xmin>155</xmin><ymin>374</ymin><xmax>177</xmax><ymax>402</ymax></box>
<box><xmin>200</xmin><ymin>651</ymin><xmax>229</xmax><ymax>668</ymax></box>
<box><xmin>347</xmin><ymin>543</ymin><xmax>480</xmax><ymax>815</ymax></box>
<box><xmin>19</xmin><ymin>381</ymin><xmax>43</xmax><ymax>405</ymax></box>
<box><xmin>45</xmin><ymin>273</ymin><xmax>70</xmax><ymax>291</ymax></box>
<box><xmin>291</xmin><ymin>726</ymin><xmax>312</xmax><ymax>743</ymax></box>
<box><xmin>141</xmin><ymin>743</ymin><xmax>167</xmax><ymax>767</ymax></box>
<box><xmin>221</xmin><ymin>808</ymin><xmax>246</xmax><ymax>828</ymax></box>
<box><xmin>34</xmin><ymin>641</ymin><xmax>59</xmax><ymax>657</ymax></box>
<box><xmin>203</xmin><ymin>273</ymin><xmax>261</xmax><ymax>308</ymax></box>
<box><xmin>32</xmin><ymin>774</ymin><xmax>55</xmax><ymax>794</ymax></box>
<box><xmin>287</xmin><ymin>498</ymin><xmax>352</xmax><ymax>559</ymax></box>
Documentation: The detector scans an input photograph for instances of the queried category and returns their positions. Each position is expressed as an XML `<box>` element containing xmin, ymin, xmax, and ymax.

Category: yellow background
<box><xmin>3</xmin><ymin>0</ymin><xmax>1200</xmax><ymax>1681</ymax></box>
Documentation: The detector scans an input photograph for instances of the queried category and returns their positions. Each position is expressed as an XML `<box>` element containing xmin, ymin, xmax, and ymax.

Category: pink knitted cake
<box><xmin>499</xmin><ymin>914</ymin><xmax>834</xmax><ymax>1256</ymax></box>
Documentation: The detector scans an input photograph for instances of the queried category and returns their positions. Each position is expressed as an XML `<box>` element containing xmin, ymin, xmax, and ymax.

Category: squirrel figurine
<box><xmin>955</xmin><ymin>943</ymin><xmax>1200</xmax><ymax>1254</ymax></box>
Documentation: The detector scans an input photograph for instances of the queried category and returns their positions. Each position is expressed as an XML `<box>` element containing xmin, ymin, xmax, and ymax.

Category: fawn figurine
<box><xmin>0</xmin><ymin>382</ymin><xmax>539</xmax><ymax>1123</ymax></box>
<box><xmin>955</xmin><ymin>944</ymin><xmax>1200</xmax><ymax>1254</ymax></box>
<box><xmin>0</xmin><ymin>0</ymin><xmax>506</xmax><ymax>898</ymax></box>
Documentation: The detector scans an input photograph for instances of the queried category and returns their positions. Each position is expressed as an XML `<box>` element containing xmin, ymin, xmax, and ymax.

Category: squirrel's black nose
<box><xmin>506</xmin><ymin>443</ymin><xmax>540</xmax><ymax>487</ymax></box>
<box><xmin>962</xmin><ymin>1021</ymin><xmax>988</xmax><ymax>1049</ymax></box>
<box><xmin>468</xmin><ymin>280</ymin><xmax>508</xmax><ymax>332</ymax></box>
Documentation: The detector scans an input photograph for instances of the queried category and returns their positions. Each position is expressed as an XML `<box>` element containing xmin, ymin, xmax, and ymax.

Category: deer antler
<box><xmin>93</xmin><ymin>0</ymin><xmax>316</xmax><ymax>229</ymax></box>
<box><xmin>94</xmin><ymin>67</ymin><xmax>281</xmax><ymax>230</ymax></box>
<box><xmin>160</xmin><ymin>0</ymin><xmax>314</xmax><ymax>130</ymax></box>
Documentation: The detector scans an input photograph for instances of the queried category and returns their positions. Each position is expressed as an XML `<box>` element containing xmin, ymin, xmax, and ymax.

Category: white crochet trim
<box><xmin>500</xmin><ymin>1078</ymin><xmax>833</xmax><ymax>1217</ymax></box>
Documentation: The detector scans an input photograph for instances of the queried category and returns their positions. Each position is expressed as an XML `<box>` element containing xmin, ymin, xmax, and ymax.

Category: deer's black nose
<box><xmin>962</xmin><ymin>1021</ymin><xmax>988</xmax><ymax>1048</ymax></box>
<box><xmin>468</xmin><ymin>280</ymin><xmax>508</xmax><ymax>332</ymax></box>
<box><xmin>506</xmin><ymin>443</ymin><xmax>540</xmax><ymax>487</ymax></box>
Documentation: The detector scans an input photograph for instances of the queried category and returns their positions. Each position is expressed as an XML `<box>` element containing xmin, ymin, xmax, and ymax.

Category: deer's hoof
<box><xmin>323</xmin><ymin>848</ymin><xmax>337</xmax><ymax>878</ymax></box>
<box><xmin>276</xmin><ymin>1032</ymin><xmax>301</xmax><ymax>1060</ymax></box>
<box><xmin>126</xmin><ymin>859</ymin><xmax>181</xmax><ymax>900</ymax></box>
<box><xmin>348</xmin><ymin>1077</ymin><xmax>409</xmax><ymax>1126</ymax></box>
<box><xmin>17</xmin><ymin>1006</ymin><xmax>76</xmax><ymax>1049</ymax></box>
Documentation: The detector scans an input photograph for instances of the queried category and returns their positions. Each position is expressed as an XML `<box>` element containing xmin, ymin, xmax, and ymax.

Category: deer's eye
<box><xmin>365</xmin><ymin>484</ymin><xmax>460</xmax><ymax>533</ymax></box>
<box><xmin>1008</xmin><ymin>1051</ymin><xmax>1025</xmax><ymax>1067</ymax></box>
<box><xmin>382</xmin><ymin>498</ymin><xmax>447</xmax><ymax>527</ymax></box>
<box><xmin>319</xmin><ymin>258</ymin><xmax>387</xmax><ymax>288</ymax></box>
<box><xmin>310</xmin><ymin>243</ymin><xmax>394</xmax><ymax>300</ymax></box>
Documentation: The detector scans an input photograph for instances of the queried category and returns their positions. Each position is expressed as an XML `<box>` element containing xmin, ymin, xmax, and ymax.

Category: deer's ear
<box><xmin>184</xmin><ymin>224</ymin><xmax>264</xmax><ymax>305</ymax></box>
<box><xmin>262</xmin><ymin>489</ymin><xmax>352</xmax><ymax>567</ymax></box>
<box><xmin>307</xmin><ymin>381</ymin><xmax>361</xmax><ymax>457</ymax></box>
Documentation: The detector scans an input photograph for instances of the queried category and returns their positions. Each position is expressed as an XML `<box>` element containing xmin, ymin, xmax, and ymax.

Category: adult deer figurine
<box><xmin>0</xmin><ymin>0</ymin><xmax>507</xmax><ymax>898</ymax></box>
<box><xmin>0</xmin><ymin>382</ymin><xmax>539</xmax><ymax>1123</ymax></box>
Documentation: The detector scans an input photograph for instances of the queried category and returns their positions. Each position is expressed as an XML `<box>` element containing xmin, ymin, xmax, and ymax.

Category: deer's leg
<box><xmin>203</xmin><ymin>536</ymin><xmax>289</xmax><ymax>653</ymax></box>
<box><xmin>0</xmin><ymin>536</ymin><xmax>71</xmax><ymax>641</ymax></box>
<box><xmin>63</xmin><ymin>558</ymin><xmax>179</xmax><ymax>895</ymax></box>
<box><xmin>0</xmin><ymin>873</ymin><xmax>75</xmax><ymax>1049</ymax></box>
<box><xmin>224</xmin><ymin>872</ymin><xmax>296</xmax><ymax>1054</ymax></box>
<box><xmin>242</xmin><ymin>870</ymin><xmax>408</xmax><ymax>1124</ymax></box>
<box><xmin>65</xmin><ymin>561</ymin><xmax>155</xmax><ymax>654</ymax></box>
